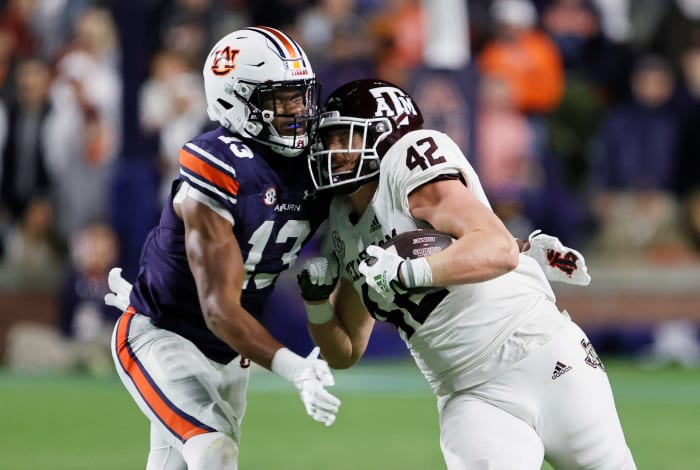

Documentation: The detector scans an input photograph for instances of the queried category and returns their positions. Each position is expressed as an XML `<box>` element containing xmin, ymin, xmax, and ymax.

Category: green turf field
<box><xmin>1</xmin><ymin>359</ymin><xmax>698</xmax><ymax>469</ymax></box>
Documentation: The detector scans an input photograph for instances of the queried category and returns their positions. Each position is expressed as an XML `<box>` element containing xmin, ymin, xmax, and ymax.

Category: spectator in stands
<box><xmin>479</xmin><ymin>0</ymin><xmax>565</xmax><ymax>116</ymax></box>
<box><xmin>590</xmin><ymin>55</ymin><xmax>690</xmax><ymax>263</ymax></box>
<box><xmin>138</xmin><ymin>48</ymin><xmax>208</xmax><ymax>205</ymax></box>
<box><xmin>369</xmin><ymin>0</ymin><xmax>425</xmax><ymax>87</ymax></box>
<box><xmin>538</xmin><ymin>0</ymin><xmax>632</xmax><ymax>209</ymax></box>
<box><xmin>44</xmin><ymin>6</ymin><xmax>121</xmax><ymax>244</ymax></box>
<box><xmin>0</xmin><ymin>58</ymin><xmax>53</xmax><ymax>225</ymax></box>
<box><xmin>29</xmin><ymin>0</ymin><xmax>96</xmax><ymax>62</ymax></box>
<box><xmin>475</xmin><ymin>73</ymin><xmax>536</xmax><ymax>239</ymax></box>
<box><xmin>295</xmin><ymin>0</ymin><xmax>376</xmax><ymax>101</ymax></box>
<box><xmin>3</xmin><ymin>195</ymin><xmax>62</xmax><ymax>271</ymax></box>
<box><xmin>57</xmin><ymin>219</ymin><xmax>120</xmax><ymax>373</ymax></box>
<box><xmin>296</xmin><ymin>0</ymin><xmax>370</xmax><ymax>68</ymax></box>
<box><xmin>148</xmin><ymin>0</ymin><xmax>249</xmax><ymax>72</ymax></box>
<box><xmin>540</xmin><ymin>0</ymin><xmax>633</xmax><ymax>101</ymax></box>
<box><xmin>0</xmin><ymin>58</ymin><xmax>59</xmax><ymax>265</ymax></box>
<box><xmin>4</xmin><ymin>220</ymin><xmax>119</xmax><ymax>375</ymax></box>
<box><xmin>478</xmin><ymin>0</ymin><xmax>565</xmax><ymax>166</ymax></box>
<box><xmin>58</xmin><ymin>220</ymin><xmax>120</xmax><ymax>343</ymax></box>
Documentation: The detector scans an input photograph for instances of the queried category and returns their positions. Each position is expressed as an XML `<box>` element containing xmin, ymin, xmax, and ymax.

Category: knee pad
<box><xmin>182</xmin><ymin>432</ymin><xmax>239</xmax><ymax>470</ymax></box>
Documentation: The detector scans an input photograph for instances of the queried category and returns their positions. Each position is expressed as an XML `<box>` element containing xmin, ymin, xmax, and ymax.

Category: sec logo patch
<box><xmin>263</xmin><ymin>186</ymin><xmax>277</xmax><ymax>206</ymax></box>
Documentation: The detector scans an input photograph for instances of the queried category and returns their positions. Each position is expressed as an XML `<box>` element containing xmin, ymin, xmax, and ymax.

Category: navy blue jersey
<box><xmin>129</xmin><ymin>127</ymin><xmax>329</xmax><ymax>363</ymax></box>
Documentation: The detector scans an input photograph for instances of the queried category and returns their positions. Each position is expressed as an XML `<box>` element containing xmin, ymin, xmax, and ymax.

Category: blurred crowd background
<box><xmin>1</xmin><ymin>0</ymin><xmax>700</xmax><ymax>374</ymax></box>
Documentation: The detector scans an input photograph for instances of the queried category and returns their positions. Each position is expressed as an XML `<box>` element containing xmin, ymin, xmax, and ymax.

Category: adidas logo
<box><xmin>551</xmin><ymin>361</ymin><xmax>572</xmax><ymax>379</ymax></box>
<box><xmin>369</xmin><ymin>216</ymin><xmax>382</xmax><ymax>234</ymax></box>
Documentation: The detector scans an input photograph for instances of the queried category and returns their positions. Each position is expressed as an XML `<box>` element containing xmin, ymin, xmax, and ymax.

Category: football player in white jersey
<box><xmin>297</xmin><ymin>79</ymin><xmax>636</xmax><ymax>469</ymax></box>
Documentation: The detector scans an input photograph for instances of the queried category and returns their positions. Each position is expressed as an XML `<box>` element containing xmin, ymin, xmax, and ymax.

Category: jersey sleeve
<box><xmin>178</xmin><ymin>140</ymin><xmax>240</xmax><ymax>209</ymax></box>
<box><xmin>383</xmin><ymin>129</ymin><xmax>478</xmax><ymax>212</ymax></box>
<box><xmin>173</xmin><ymin>181</ymin><xmax>234</xmax><ymax>226</ymax></box>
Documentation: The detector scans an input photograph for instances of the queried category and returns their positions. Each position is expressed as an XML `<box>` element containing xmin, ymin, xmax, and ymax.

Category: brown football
<box><xmin>383</xmin><ymin>229</ymin><xmax>454</xmax><ymax>259</ymax></box>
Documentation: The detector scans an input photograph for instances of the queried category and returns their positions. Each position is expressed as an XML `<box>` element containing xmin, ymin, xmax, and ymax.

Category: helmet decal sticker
<box><xmin>211</xmin><ymin>47</ymin><xmax>240</xmax><ymax>76</ymax></box>
<box><xmin>369</xmin><ymin>86</ymin><xmax>418</xmax><ymax>126</ymax></box>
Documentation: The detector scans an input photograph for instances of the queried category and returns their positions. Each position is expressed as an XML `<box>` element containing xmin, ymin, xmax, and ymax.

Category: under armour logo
<box><xmin>546</xmin><ymin>249</ymin><xmax>578</xmax><ymax>276</ymax></box>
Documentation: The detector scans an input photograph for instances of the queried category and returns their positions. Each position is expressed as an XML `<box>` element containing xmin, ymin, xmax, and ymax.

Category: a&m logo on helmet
<box><xmin>369</xmin><ymin>86</ymin><xmax>418</xmax><ymax>127</ymax></box>
<box><xmin>211</xmin><ymin>46</ymin><xmax>240</xmax><ymax>76</ymax></box>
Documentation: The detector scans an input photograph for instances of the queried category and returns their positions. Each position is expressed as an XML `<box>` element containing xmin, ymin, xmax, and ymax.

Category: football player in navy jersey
<box><xmin>296</xmin><ymin>79</ymin><xmax>636</xmax><ymax>470</ymax></box>
<box><xmin>104</xmin><ymin>27</ymin><xmax>340</xmax><ymax>470</ymax></box>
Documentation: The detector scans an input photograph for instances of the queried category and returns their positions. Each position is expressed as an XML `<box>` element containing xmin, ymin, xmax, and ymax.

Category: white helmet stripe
<box><xmin>246</xmin><ymin>26</ymin><xmax>307</xmax><ymax>66</ymax></box>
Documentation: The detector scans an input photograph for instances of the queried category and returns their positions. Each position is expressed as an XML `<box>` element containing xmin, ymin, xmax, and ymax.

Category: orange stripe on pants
<box><xmin>115</xmin><ymin>308</ymin><xmax>214</xmax><ymax>442</ymax></box>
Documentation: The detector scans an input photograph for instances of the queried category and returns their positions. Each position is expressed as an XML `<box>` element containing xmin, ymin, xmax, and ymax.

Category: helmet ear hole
<box><xmin>217</xmin><ymin>98</ymin><xmax>233</xmax><ymax>110</ymax></box>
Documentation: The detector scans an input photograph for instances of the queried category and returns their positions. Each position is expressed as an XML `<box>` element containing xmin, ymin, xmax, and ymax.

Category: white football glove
<box><xmin>357</xmin><ymin>244</ymin><xmax>407</xmax><ymax>302</ymax></box>
<box><xmin>104</xmin><ymin>267</ymin><xmax>134</xmax><ymax>311</ymax></box>
<box><xmin>272</xmin><ymin>347</ymin><xmax>341</xmax><ymax>426</ymax></box>
<box><xmin>297</xmin><ymin>256</ymin><xmax>340</xmax><ymax>302</ymax></box>
<box><xmin>523</xmin><ymin>230</ymin><xmax>591</xmax><ymax>286</ymax></box>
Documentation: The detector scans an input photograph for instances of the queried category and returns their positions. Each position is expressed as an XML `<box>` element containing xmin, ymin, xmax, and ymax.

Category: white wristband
<box><xmin>305</xmin><ymin>301</ymin><xmax>334</xmax><ymax>325</ymax></box>
<box><xmin>270</xmin><ymin>347</ymin><xmax>304</xmax><ymax>383</ymax></box>
<box><xmin>400</xmin><ymin>257</ymin><xmax>433</xmax><ymax>288</ymax></box>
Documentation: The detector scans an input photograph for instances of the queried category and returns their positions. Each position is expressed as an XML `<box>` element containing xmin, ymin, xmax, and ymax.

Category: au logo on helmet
<box><xmin>211</xmin><ymin>46</ymin><xmax>240</xmax><ymax>76</ymax></box>
<box><xmin>370</xmin><ymin>86</ymin><xmax>418</xmax><ymax>126</ymax></box>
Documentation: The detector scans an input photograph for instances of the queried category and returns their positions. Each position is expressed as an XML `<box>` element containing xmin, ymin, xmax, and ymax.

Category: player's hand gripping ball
<box><xmin>383</xmin><ymin>229</ymin><xmax>454</xmax><ymax>259</ymax></box>
<box><xmin>382</xmin><ymin>228</ymin><xmax>454</xmax><ymax>295</ymax></box>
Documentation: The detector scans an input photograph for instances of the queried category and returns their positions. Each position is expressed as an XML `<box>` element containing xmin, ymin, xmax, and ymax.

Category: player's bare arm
<box><xmin>407</xmin><ymin>178</ymin><xmax>519</xmax><ymax>286</ymax></box>
<box><xmin>176</xmin><ymin>195</ymin><xmax>282</xmax><ymax>369</ymax></box>
<box><xmin>308</xmin><ymin>277</ymin><xmax>374</xmax><ymax>369</ymax></box>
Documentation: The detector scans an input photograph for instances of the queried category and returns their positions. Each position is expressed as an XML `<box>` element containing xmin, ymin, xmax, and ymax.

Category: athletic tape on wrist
<box><xmin>305</xmin><ymin>301</ymin><xmax>334</xmax><ymax>325</ymax></box>
<box><xmin>271</xmin><ymin>347</ymin><xmax>304</xmax><ymax>383</ymax></box>
<box><xmin>400</xmin><ymin>257</ymin><xmax>433</xmax><ymax>288</ymax></box>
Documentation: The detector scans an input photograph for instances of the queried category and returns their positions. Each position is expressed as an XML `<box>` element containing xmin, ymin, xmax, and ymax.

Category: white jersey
<box><xmin>326</xmin><ymin>129</ymin><xmax>563</xmax><ymax>395</ymax></box>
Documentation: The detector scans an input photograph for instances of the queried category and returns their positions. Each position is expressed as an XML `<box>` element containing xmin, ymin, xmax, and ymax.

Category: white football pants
<box><xmin>111</xmin><ymin>309</ymin><xmax>249</xmax><ymax>469</ymax></box>
<box><xmin>437</xmin><ymin>319</ymin><xmax>636</xmax><ymax>470</ymax></box>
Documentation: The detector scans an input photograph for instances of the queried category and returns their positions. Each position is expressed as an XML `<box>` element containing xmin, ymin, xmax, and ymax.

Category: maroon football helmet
<box><xmin>308</xmin><ymin>79</ymin><xmax>424</xmax><ymax>193</ymax></box>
